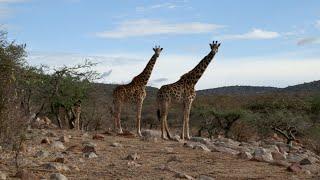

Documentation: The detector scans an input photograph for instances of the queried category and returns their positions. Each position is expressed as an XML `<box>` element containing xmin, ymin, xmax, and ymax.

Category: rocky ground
<box><xmin>0</xmin><ymin>125</ymin><xmax>320</xmax><ymax>180</ymax></box>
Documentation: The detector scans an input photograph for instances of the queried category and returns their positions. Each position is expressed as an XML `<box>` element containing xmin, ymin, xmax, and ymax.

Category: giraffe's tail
<box><xmin>157</xmin><ymin>109</ymin><xmax>161</xmax><ymax>122</ymax></box>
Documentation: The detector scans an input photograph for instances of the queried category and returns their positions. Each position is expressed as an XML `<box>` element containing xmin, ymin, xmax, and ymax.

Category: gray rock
<box><xmin>190</xmin><ymin>137</ymin><xmax>211</xmax><ymax>145</ymax></box>
<box><xmin>126</xmin><ymin>153</ymin><xmax>139</xmax><ymax>161</ymax></box>
<box><xmin>82</xmin><ymin>145</ymin><xmax>96</xmax><ymax>154</ymax></box>
<box><xmin>59</xmin><ymin>136</ymin><xmax>70</xmax><ymax>143</ymax></box>
<box><xmin>0</xmin><ymin>171</ymin><xmax>6</xmax><ymax>180</ymax></box>
<box><xmin>43</xmin><ymin>163</ymin><xmax>70</xmax><ymax>172</ymax></box>
<box><xmin>193</xmin><ymin>143</ymin><xmax>211</xmax><ymax>152</ymax></box>
<box><xmin>111</xmin><ymin>142</ymin><xmax>122</xmax><ymax>147</ymax></box>
<box><xmin>35</xmin><ymin>150</ymin><xmax>50</xmax><ymax>158</ymax></box>
<box><xmin>287</xmin><ymin>153</ymin><xmax>308</xmax><ymax>163</ymax></box>
<box><xmin>238</xmin><ymin>151</ymin><xmax>253</xmax><ymax>160</ymax></box>
<box><xmin>253</xmin><ymin>148</ymin><xmax>273</xmax><ymax>163</ymax></box>
<box><xmin>82</xmin><ymin>141</ymin><xmax>97</xmax><ymax>147</ymax></box>
<box><xmin>300</xmin><ymin>158</ymin><xmax>312</xmax><ymax>165</ymax></box>
<box><xmin>127</xmin><ymin>161</ymin><xmax>142</xmax><ymax>167</ymax></box>
<box><xmin>207</xmin><ymin>144</ymin><xmax>240</xmax><ymax>155</ymax></box>
<box><xmin>84</xmin><ymin>152</ymin><xmax>98</xmax><ymax>158</ymax></box>
<box><xmin>141</xmin><ymin>129</ymin><xmax>161</xmax><ymax>138</ymax></box>
<box><xmin>271</xmin><ymin>151</ymin><xmax>286</xmax><ymax>161</ymax></box>
<box><xmin>276</xmin><ymin>142</ymin><xmax>290</xmax><ymax>153</ymax></box>
<box><xmin>198</xmin><ymin>175</ymin><xmax>215</xmax><ymax>180</ymax></box>
<box><xmin>51</xmin><ymin>141</ymin><xmax>65</xmax><ymax>150</ymax></box>
<box><xmin>175</xmin><ymin>172</ymin><xmax>194</xmax><ymax>180</ymax></box>
<box><xmin>50</xmin><ymin>173</ymin><xmax>68</xmax><ymax>180</ymax></box>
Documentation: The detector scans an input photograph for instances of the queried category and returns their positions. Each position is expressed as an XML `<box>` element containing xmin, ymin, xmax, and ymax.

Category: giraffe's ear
<box><xmin>153</xmin><ymin>48</ymin><xmax>156</xmax><ymax>51</ymax></box>
<box><xmin>160</xmin><ymin>48</ymin><xmax>163</xmax><ymax>51</ymax></box>
<box><xmin>218</xmin><ymin>43</ymin><xmax>221</xmax><ymax>47</ymax></box>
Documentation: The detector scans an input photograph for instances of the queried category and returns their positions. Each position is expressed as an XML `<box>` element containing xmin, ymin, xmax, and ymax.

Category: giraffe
<box><xmin>157</xmin><ymin>41</ymin><xmax>221</xmax><ymax>140</ymax></box>
<box><xmin>112</xmin><ymin>46</ymin><xmax>163</xmax><ymax>136</ymax></box>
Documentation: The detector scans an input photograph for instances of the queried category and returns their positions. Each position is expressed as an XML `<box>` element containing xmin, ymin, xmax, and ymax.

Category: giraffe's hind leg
<box><xmin>113</xmin><ymin>100</ymin><xmax>123</xmax><ymax>134</ymax></box>
<box><xmin>159</xmin><ymin>100</ymin><xmax>169</xmax><ymax>140</ymax></box>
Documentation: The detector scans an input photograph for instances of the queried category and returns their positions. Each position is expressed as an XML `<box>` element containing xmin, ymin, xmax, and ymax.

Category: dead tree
<box><xmin>272</xmin><ymin>126</ymin><xmax>297</xmax><ymax>148</ymax></box>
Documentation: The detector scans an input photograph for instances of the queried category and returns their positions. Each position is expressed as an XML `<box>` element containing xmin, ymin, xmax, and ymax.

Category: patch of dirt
<box><xmin>0</xmin><ymin>129</ymin><xmax>317</xmax><ymax>179</ymax></box>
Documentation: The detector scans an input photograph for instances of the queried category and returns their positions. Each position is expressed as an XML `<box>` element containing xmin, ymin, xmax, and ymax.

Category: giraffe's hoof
<box><xmin>186</xmin><ymin>136</ymin><xmax>191</xmax><ymax>140</ymax></box>
<box><xmin>137</xmin><ymin>131</ymin><xmax>142</xmax><ymax>137</ymax></box>
<box><xmin>161</xmin><ymin>136</ymin><xmax>168</xmax><ymax>140</ymax></box>
<box><xmin>118</xmin><ymin>129</ymin><xmax>123</xmax><ymax>134</ymax></box>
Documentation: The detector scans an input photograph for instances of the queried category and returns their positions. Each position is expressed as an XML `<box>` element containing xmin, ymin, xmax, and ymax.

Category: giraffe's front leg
<box><xmin>136</xmin><ymin>100</ymin><xmax>143</xmax><ymax>137</ymax></box>
<box><xmin>183</xmin><ymin>99</ymin><xmax>193</xmax><ymax>140</ymax></box>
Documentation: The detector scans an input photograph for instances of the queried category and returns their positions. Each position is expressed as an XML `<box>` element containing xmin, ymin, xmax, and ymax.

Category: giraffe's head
<box><xmin>153</xmin><ymin>45</ymin><xmax>163</xmax><ymax>56</ymax></box>
<box><xmin>209</xmin><ymin>41</ymin><xmax>221</xmax><ymax>54</ymax></box>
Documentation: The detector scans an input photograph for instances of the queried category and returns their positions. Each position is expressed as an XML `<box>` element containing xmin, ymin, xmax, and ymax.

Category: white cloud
<box><xmin>27</xmin><ymin>51</ymin><xmax>320</xmax><ymax>90</ymax></box>
<box><xmin>136</xmin><ymin>3</ymin><xmax>177</xmax><ymax>12</ymax></box>
<box><xmin>297</xmin><ymin>37</ymin><xmax>320</xmax><ymax>46</ymax></box>
<box><xmin>220</xmin><ymin>29</ymin><xmax>280</xmax><ymax>40</ymax></box>
<box><xmin>95</xmin><ymin>19</ymin><xmax>224</xmax><ymax>38</ymax></box>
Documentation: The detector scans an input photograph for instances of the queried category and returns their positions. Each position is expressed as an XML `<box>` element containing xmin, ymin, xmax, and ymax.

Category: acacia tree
<box><xmin>0</xmin><ymin>30</ymin><xmax>27</xmax><ymax>146</ymax></box>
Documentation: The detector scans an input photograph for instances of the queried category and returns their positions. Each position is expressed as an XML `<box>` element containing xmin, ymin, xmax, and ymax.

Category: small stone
<box><xmin>303</xmin><ymin>170</ymin><xmax>311</xmax><ymax>175</ymax></box>
<box><xmin>15</xmin><ymin>169</ymin><xmax>40</xmax><ymax>180</ymax></box>
<box><xmin>164</xmin><ymin>147</ymin><xmax>174</xmax><ymax>153</ymax></box>
<box><xmin>193</xmin><ymin>143</ymin><xmax>210</xmax><ymax>152</ymax></box>
<box><xmin>111</xmin><ymin>142</ymin><xmax>122</xmax><ymax>147</ymax></box>
<box><xmin>287</xmin><ymin>163</ymin><xmax>302</xmax><ymax>173</ymax></box>
<box><xmin>51</xmin><ymin>141</ymin><xmax>65</xmax><ymax>150</ymax></box>
<box><xmin>125</xmin><ymin>153</ymin><xmax>139</xmax><ymax>161</ymax></box>
<box><xmin>50</xmin><ymin>173</ymin><xmax>68</xmax><ymax>180</ymax></box>
<box><xmin>299</xmin><ymin>158</ymin><xmax>312</xmax><ymax>165</ymax></box>
<box><xmin>35</xmin><ymin>150</ymin><xmax>50</xmax><ymax>158</ymax></box>
<box><xmin>59</xmin><ymin>136</ymin><xmax>70</xmax><ymax>143</ymax></box>
<box><xmin>84</xmin><ymin>152</ymin><xmax>98</xmax><ymax>158</ymax></box>
<box><xmin>69</xmin><ymin>165</ymin><xmax>80</xmax><ymax>171</ymax></box>
<box><xmin>175</xmin><ymin>172</ymin><xmax>194</xmax><ymax>180</ymax></box>
<box><xmin>43</xmin><ymin>163</ymin><xmax>70</xmax><ymax>172</ymax></box>
<box><xmin>0</xmin><ymin>171</ymin><xmax>6</xmax><ymax>180</ymax></box>
<box><xmin>93</xmin><ymin>134</ymin><xmax>105</xmax><ymax>140</ymax></box>
<box><xmin>127</xmin><ymin>161</ymin><xmax>142</xmax><ymax>167</ymax></box>
<box><xmin>82</xmin><ymin>145</ymin><xmax>96</xmax><ymax>154</ymax></box>
<box><xmin>172</xmin><ymin>135</ymin><xmax>183</xmax><ymax>142</ymax></box>
<box><xmin>53</xmin><ymin>157</ymin><xmax>66</xmax><ymax>164</ymax></box>
<box><xmin>238</xmin><ymin>151</ymin><xmax>253</xmax><ymax>160</ymax></box>
<box><xmin>271</xmin><ymin>151</ymin><xmax>286</xmax><ymax>161</ymax></box>
<box><xmin>41</xmin><ymin>137</ymin><xmax>51</xmax><ymax>144</ymax></box>
<box><xmin>198</xmin><ymin>175</ymin><xmax>215</xmax><ymax>180</ymax></box>
<box><xmin>82</xmin><ymin>141</ymin><xmax>97</xmax><ymax>147</ymax></box>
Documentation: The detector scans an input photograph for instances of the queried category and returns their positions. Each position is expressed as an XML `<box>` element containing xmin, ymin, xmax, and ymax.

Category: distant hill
<box><xmin>197</xmin><ymin>80</ymin><xmax>320</xmax><ymax>96</ymax></box>
<box><xmin>282</xmin><ymin>80</ymin><xmax>320</xmax><ymax>93</ymax></box>
<box><xmin>197</xmin><ymin>86</ymin><xmax>279</xmax><ymax>96</ymax></box>
<box><xmin>92</xmin><ymin>80</ymin><xmax>320</xmax><ymax>98</ymax></box>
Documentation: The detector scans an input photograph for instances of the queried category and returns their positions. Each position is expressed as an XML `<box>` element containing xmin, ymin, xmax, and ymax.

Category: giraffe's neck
<box><xmin>180</xmin><ymin>51</ymin><xmax>216</xmax><ymax>85</ymax></box>
<box><xmin>132</xmin><ymin>53</ymin><xmax>159</xmax><ymax>86</ymax></box>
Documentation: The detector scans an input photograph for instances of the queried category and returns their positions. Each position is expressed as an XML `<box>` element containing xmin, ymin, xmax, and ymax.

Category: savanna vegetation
<box><xmin>1</xmin><ymin>29</ymin><xmax>320</xmax><ymax>155</ymax></box>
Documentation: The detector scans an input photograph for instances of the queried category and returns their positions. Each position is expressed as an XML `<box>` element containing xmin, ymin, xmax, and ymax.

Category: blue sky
<box><xmin>1</xmin><ymin>0</ymin><xmax>320</xmax><ymax>89</ymax></box>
